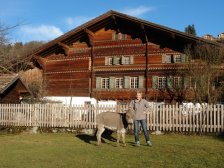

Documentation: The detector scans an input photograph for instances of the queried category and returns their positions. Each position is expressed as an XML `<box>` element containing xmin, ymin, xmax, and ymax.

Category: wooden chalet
<box><xmin>31</xmin><ymin>10</ymin><xmax>221</xmax><ymax>102</ymax></box>
<box><xmin>0</xmin><ymin>74</ymin><xmax>31</xmax><ymax>103</ymax></box>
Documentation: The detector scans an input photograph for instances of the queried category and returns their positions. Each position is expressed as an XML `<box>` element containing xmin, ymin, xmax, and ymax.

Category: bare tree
<box><xmin>184</xmin><ymin>43</ymin><xmax>224</xmax><ymax>104</ymax></box>
<box><xmin>182</xmin><ymin>43</ymin><xmax>224</xmax><ymax>134</ymax></box>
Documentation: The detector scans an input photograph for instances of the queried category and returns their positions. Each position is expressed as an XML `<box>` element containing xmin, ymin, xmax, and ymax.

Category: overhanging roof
<box><xmin>31</xmin><ymin>10</ymin><xmax>222</xmax><ymax>57</ymax></box>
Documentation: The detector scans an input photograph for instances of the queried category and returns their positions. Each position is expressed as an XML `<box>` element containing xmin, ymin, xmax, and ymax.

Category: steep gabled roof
<box><xmin>31</xmin><ymin>10</ymin><xmax>222</xmax><ymax>57</ymax></box>
<box><xmin>0</xmin><ymin>74</ymin><xmax>31</xmax><ymax>95</ymax></box>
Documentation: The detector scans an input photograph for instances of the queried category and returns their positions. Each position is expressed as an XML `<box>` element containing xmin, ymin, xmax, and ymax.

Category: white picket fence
<box><xmin>0</xmin><ymin>104</ymin><xmax>223</xmax><ymax>133</ymax></box>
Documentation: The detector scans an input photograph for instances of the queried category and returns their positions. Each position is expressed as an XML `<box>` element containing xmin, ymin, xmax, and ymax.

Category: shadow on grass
<box><xmin>76</xmin><ymin>129</ymin><xmax>117</xmax><ymax>145</ymax></box>
<box><xmin>216</xmin><ymin>132</ymin><xmax>224</xmax><ymax>141</ymax></box>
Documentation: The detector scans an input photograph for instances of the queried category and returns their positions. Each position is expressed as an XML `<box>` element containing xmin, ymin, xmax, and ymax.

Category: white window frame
<box><xmin>130</xmin><ymin>77</ymin><xmax>139</xmax><ymax>88</ymax></box>
<box><xmin>158</xmin><ymin>77</ymin><xmax>167</xmax><ymax>89</ymax></box>
<box><xmin>101</xmin><ymin>78</ymin><xmax>109</xmax><ymax>89</ymax></box>
<box><xmin>115</xmin><ymin>78</ymin><xmax>123</xmax><ymax>88</ymax></box>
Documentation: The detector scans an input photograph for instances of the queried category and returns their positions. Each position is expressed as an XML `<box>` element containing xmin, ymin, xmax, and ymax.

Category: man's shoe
<box><xmin>146</xmin><ymin>141</ymin><xmax>152</xmax><ymax>147</ymax></box>
<box><xmin>135</xmin><ymin>142</ymin><xmax>140</xmax><ymax>147</ymax></box>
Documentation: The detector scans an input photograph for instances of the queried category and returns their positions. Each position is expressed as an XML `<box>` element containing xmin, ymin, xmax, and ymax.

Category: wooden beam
<box><xmin>57</xmin><ymin>42</ymin><xmax>70</xmax><ymax>56</ymax></box>
<box><xmin>84</xmin><ymin>28</ymin><xmax>94</xmax><ymax>38</ymax></box>
<box><xmin>140</xmin><ymin>24</ymin><xmax>149</xmax><ymax>43</ymax></box>
<box><xmin>145</xmin><ymin>43</ymin><xmax>149</xmax><ymax>98</ymax></box>
<box><xmin>111</xmin><ymin>15</ymin><xmax>121</xmax><ymax>33</ymax></box>
<box><xmin>140</xmin><ymin>24</ymin><xmax>149</xmax><ymax>98</ymax></box>
<box><xmin>83</xmin><ymin>28</ymin><xmax>95</xmax><ymax>96</ymax></box>
<box><xmin>90</xmin><ymin>46</ymin><xmax>94</xmax><ymax>97</ymax></box>
<box><xmin>84</xmin><ymin>28</ymin><xmax>94</xmax><ymax>47</ymax></box>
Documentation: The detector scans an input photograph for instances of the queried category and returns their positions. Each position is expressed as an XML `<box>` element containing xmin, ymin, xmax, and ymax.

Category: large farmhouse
<box><xmin>31</xmin><ymin>10</ymin><xmax>220</xmax><ymax>104</ymax></box>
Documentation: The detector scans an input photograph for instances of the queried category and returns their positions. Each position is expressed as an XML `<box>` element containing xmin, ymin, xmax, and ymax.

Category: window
<box><xmin>130</xmin><ymin>77</ymin><xmax>139</xmax><ymax>88</ymax></box>
<box><xmin>113</xmin><ymin>32</ymin><xmax>126</xmax><ymax>40</ymax></box>
<box><xmin>106</xmin><ymin>56</ymin><xmax>133</xmax><ymax>65</ymax></box>
<box><xmin>124</xmin><ymin>56</ymin><xmax>130</xmax><ymax>64</ymax></box>
<box><xmin>175</xmin><ymin>55</ymin><xmax>182</xmax><ymax>63</ymax></box>
<box><xmin>114</xmin><ymin>33</ymin><xmax>119</xmax><ymax>40</ymax></box>
<box><xmin>108</xmin><ymin>57</ymin><xmax>113</xmax><ymax>65</ymax></box>
<box><xmin>101</xmin><ymin>78</ymin><xmax>109</xmax><ymax>89</ymax></box>
<box><xmin>158</xmin><ymin>77</ymin><xmax>167</xmax><ymax>89</ymax></box>
<box><xmin>162</xmin><ymin>54</ymin><xmax>171</xmax><ymax>63</ymax></box>
<box><xmin>117</xmin><ymin>57</ymin><xmax>122</xmax><ymax>65</ymax></box>
<box><xmin>121</xmin><ymin>34</ymin><xmax>126</xmax><ymax>40</ymax></box>
<box><xmin>115</xmin><ymin>78</ymin><xmax>123</xmax><ymax>88</ymax></box>
<box><xmin>174</xmin><ymin>76</ymin><xmax>183</xmax><ymax>88</ymax></box>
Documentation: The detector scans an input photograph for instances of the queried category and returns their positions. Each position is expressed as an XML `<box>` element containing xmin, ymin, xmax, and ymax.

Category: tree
<box><xmin>185</xmin><ymin>24</ymin><xmax>197</xmax><ymax>36</ymax></box>
<box><xmin>0</xmin><ymin>21</ymin><xmax>44</xmax><ymax>73</ymax></box>
<box><xmin>184</xmin><ymin>43</ymin><xmax>224</xmax><ymax>104</ymax></box>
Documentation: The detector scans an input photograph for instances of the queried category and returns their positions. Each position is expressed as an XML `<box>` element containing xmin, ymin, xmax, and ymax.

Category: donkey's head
<box><xmin>125</xmin><ymin>108</ymin><xmax>135</xmax><ymax>124</ymax></box>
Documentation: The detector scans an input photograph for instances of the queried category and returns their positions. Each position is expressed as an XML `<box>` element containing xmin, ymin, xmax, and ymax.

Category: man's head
<box><xmin>136</xmin><ymin>92</ymin><xmax>142</xmax><ymax>100</ymax></box>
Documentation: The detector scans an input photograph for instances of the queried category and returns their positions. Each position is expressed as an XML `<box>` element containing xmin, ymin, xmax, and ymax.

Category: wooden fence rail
<box><xmin>0</xmin><ymin>104</ymin><xmax>223</xmax><ymax>133</ymax></box>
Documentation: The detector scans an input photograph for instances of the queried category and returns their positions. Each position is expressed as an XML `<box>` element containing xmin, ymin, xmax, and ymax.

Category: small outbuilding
<box><xmin>0</xmin><ymin>74</ymin><xmax>31</xmax><ymax>104</ymax></box>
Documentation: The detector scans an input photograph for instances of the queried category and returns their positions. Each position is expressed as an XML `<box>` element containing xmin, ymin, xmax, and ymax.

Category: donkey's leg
<box><xmin>116</xmin><ymin>131</ymin><xmax>121</xmax><ymax>146</ymax></box>
<box><xmin>96</xmin><ymin>126</ymin><xmax>105</xmax><ymax>146</ymax></box>
<box><xmin>121</xmin><ymin>128</ymin><xmax>126</xmax><ymax>146</ymax></box>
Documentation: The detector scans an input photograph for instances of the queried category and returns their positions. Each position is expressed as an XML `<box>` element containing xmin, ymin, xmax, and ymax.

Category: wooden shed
<box><xmin>0</xmin><ymin>74</ymin><xmax>31</xmax><ymax>104</ymax></box>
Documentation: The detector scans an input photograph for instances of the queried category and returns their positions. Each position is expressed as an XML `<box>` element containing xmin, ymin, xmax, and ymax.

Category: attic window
<box><xmin>113</xmin><ymin>32</ymin><xmax>126</xmax><ymax>40</ymax></box>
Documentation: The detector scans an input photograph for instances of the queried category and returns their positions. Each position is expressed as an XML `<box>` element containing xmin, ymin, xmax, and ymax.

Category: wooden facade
<box><xmin>32</xmin><ymin>10</ymin><xmax>220</xmax><ymax>102</ymax></box>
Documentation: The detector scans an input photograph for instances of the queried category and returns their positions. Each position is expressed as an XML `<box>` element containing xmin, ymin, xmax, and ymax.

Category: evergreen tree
<box><xmin>185</xmin><ymin>24</ymin><xmax>197</xmax><ymax>36</ymax></box>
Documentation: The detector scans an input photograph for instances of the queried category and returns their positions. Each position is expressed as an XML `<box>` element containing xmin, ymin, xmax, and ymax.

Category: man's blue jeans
<box><xmin>134</xmin><ymin>119</ymin><xmax>150</xmax><ymax>143</ymax></box>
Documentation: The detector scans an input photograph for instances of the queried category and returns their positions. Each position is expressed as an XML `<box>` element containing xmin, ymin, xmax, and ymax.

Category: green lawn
<box><xmin>0</xmin><ymin>132</ymin><xmax>223</xmax><ymax>168</ymax></box>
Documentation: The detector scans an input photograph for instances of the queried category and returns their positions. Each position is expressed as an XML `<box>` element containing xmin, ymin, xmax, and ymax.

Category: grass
<box><xmin>0</xmin><ymin>132</ymin><xmax>224</xmax><ymax>168</ymax></box>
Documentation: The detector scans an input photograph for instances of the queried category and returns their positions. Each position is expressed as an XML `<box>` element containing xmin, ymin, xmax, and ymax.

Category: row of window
<box><xmin>105</xmin><ymin>56</ymin><xmax>133</xmax><ymax>65</ymax></box>
<box><xmin>105</xmin><ymin>54</ymin><xmax>185</xmax><ymax>66</ymax></box>
<box><xmin>152</xmin><ymin>76</ymin><xmax>183</xmax><ymax>90</ymax></box>
<box><xmin>162</xmin><ymin>54</ymin><xmax>186</xmax><ymax>63</ymax></box>
<box><xmin>96</xmin><ymin>76</ymin><xmax>186</xmax><ymax>90</ymax></box>
<box><xmin>96</xmin><ymin>76</ymin><xmax>143</xmax><ymax>89</ymax></box>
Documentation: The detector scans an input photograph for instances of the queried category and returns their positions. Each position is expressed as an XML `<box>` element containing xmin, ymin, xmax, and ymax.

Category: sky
<box><xmin>0</xmin><ymin>0</ymin><xmax>223</xmax><ymax>43</ymax></box>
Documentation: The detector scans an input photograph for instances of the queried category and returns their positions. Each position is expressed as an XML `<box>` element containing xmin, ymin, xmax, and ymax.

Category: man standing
<box><xmin>129</xmin><ymin>92</ymin><xmax>152</xmax><ymax>146</ymax></box>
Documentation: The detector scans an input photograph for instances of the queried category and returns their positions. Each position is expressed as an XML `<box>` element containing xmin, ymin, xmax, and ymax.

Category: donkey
<box><xmin>96</xmin><ymin>109</ymin><xmax>134</xmax><ymax>146</ymax></box>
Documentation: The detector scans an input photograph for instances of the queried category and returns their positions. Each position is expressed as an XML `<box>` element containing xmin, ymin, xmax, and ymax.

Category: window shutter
<box><xmin>152</xmin><ymin>76</ymin><xmax>157</xmax><ymax>90</ymax></box>
<box><xmin>181</xmin><ymin>54</ymin><xmax>186</xmax><ymax>63</ymax></box>
<box><xmin>167</xmin><ymin>76</ymin><xmax>173</xmax><ymax>89</ymax></box>
<box><xmin>138</xmin><ymin>76</ymin><xmax>144</xmax><ymax>88</ymax></box>
<box><xmin>162</xmin><ymin>54</ymin><xmax>166</xmax><ymax>63</ymax></box>
<box><xmin>121</xmin><ymin>56</ymin><xmax>125</xmax><ymax>65</ymax></box>
<box><xmin>130</xmin><ymin>56</ymin><xmax>134</xmax><ymax>64</ymax></box>
<box><xmin>184</xmin><ymin>76</ymin><xmax>190</xmax><ymax>89</ymax></box>
<box><xmin>171</xmin><ymin>55</ymin><xmax>175</xmax><ymax>63</ymax></box>
<box><xmin>109</xmin><ymin>77</ymin><xmax>115</xmax><ymax>89</ymax></box>
<box><xmin>105</xmin><ymin>57</ymin><xmax>108</xmax><ymax>65</ymax></box>
<box><xmin>113</xmin><ymin>56</ymin><xmax>117</xmax><ymax>65</ymax></box>
<box><xmin>124</xmin><ymin>76</ymin><xmax>130</xmax><ymax>88</ymax></box>
<box><xmin>96</xmin><ymin>77</ymin><xmax>101</xmax><ymax>89</ymax></box>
